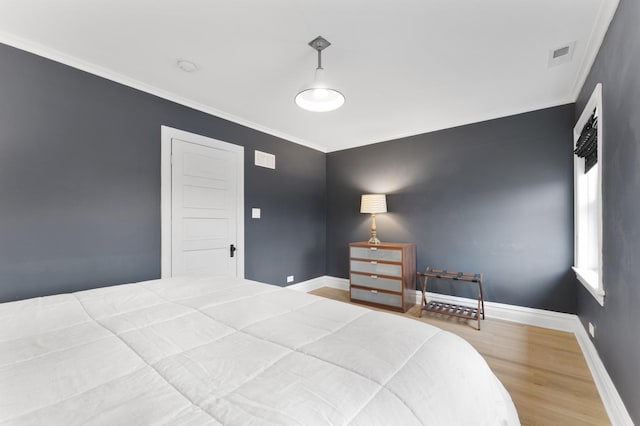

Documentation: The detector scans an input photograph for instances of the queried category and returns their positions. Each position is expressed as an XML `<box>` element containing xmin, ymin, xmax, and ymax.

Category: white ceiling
<box><xmin>0</xmin><ymin>0</ymin><xmax>618</xmax><ymax>152</ymax></box>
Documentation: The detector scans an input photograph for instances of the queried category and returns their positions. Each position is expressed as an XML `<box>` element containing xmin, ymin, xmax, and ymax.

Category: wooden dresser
<box><xmin>349</xmin><ymin>242</ymin><xmax>416</xmax><ymax>312</ymax></box>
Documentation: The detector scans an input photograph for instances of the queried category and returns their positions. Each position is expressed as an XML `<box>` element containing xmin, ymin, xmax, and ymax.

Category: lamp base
<box><xmin>368</xmin><ymin>214</ymin><xmax>381</xmax><ymax>245</ymax></box>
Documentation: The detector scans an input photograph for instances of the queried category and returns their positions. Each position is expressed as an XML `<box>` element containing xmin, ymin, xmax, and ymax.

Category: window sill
<box><xmin>572</xmin><ymin>267</ymin><xmax>605</xmax><ymax>306</ymax></box>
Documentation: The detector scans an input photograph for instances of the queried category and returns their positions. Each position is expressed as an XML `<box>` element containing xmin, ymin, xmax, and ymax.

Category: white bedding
<box><xmin>0</xmin><ymin>276</ymin><xmax>519</xmax><ymax>425</ymax></box>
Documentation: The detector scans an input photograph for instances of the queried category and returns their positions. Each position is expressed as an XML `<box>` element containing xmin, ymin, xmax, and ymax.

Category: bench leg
<box><xmin>476</xmin><ymin>296</ymin><xmax>481</xmax><ymax>330</ymax></box>
<box><xmin>478</xmin><ymin>280</ymin><xmax>485</xmax><ymax>320</ymax></box>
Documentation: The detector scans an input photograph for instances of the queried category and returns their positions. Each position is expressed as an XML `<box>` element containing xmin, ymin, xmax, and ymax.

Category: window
<box><xmin>573</xmin><ymin>83</ymin><xmax>604</xmax><ymax>305</ymax></box>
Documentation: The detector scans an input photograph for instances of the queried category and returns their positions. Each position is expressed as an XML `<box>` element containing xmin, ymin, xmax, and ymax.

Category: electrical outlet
<box><xmin>589</xmin><ymin>322</ymin><xmax>595</xmax><ymax>338</ymax></box>
<box><xmin>287</xmin><ymin>275</ymin><xmax>294</xmax><ymax>283</ymax></box>
<box><xmin>251</xmin><ymin>208</ymin><xmax>261</xmax><ymax>219</ymax></box>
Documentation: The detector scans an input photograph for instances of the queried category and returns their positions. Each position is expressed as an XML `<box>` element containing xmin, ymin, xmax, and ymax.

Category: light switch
<box><xmin>252</xmin><ymin>208</ymin><xmax>261</xmax><ymax>219</ymax></box>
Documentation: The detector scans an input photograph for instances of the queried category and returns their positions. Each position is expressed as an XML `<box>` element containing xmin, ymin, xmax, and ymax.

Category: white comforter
<box><xmin>0</xmin><ymin>276</ymin><xmax>519</xmax><ymax>425</ymax></box>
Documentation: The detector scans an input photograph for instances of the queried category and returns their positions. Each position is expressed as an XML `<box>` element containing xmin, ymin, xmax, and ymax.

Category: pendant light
<box><xmin>295</xmin><ymin>36</ymin><xmax>345</xmax><ymax>112</ymax></box>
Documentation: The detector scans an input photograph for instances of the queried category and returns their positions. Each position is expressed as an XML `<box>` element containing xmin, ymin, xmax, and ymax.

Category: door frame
<box><xmin>160</xmin><ymin>125</ymin><xmax>245</xmax><ymax>279</ymax></box>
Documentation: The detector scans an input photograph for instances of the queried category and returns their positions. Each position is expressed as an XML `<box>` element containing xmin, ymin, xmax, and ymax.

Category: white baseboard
<box><xmin>287</xmin><ymin>276</ymin><xmax>349</xmax><ymax>292</ymax></box>
<box><xmin>573</xmin><ymin>318</ymin><xmax>634</xmax><ymax>426</ymax></box>
<box><xmin>286</xmin><ymin>276</ymin><xmax>328</xmax><ymax>292</ymax></box>
<box><xmin>290</xmin><ymin>275</ymin><xmax>632</xmax><ymax>425</ymax></box>
<box><xmin>323</xmin><ymin>276</ymin><xmax>350</xmax><ymax>290</ymax></box>
<box><xmin>410</xmin><ymin>289</ymin><xmax>579</xmax><ymax>332</ymax></box>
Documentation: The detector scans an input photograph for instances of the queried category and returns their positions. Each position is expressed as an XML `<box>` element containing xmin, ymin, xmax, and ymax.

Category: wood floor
<box><xmin>309</xmin><ymin>287</ymin><xmax>610</xmax><ymax>426</ymax></box>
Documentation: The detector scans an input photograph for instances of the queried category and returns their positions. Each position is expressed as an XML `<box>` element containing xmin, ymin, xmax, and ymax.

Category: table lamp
<box><xmin>360</xmin><ymin>194</ymin><xmax>387</xmax><ymax>245</ymax></box>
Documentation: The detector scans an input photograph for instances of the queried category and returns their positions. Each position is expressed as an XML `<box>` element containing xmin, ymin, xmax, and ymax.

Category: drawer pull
<box><xmin>370</xmin><ymin>275</ymin><xmax>378</xmax><ymax>279</ymax></box>
<box><xmin>370</xmin><ymin>290</ymin><xmax>378</xmax><ymax>294</ymax></box>
<box><xmin>370</xmin><ymin>247</ymin><xmax>378</xmax><ymax>251</ymax></box>
<box><xmin>370</xmin><ymin>261</ymin><xmax>377</xmax><ymax>265</ymax></box>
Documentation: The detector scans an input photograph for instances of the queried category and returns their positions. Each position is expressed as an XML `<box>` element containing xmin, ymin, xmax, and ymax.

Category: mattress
<box><xmin>0</xmin><ymin>276</ymin><xmax>520</xmax><ymax>425</ymax></box>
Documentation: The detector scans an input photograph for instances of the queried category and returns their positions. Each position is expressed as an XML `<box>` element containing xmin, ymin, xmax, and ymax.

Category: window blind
<box><xmin>574</xmin><ymin>110</ymin><xmax>598</xmax><ymax>173</ymax></box>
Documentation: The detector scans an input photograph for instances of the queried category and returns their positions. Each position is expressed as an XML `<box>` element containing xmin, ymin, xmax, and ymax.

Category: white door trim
<box><xmin>160</xmin><ymin>125</ymin><xmax>244</xmax><ymax>279</ymax></box>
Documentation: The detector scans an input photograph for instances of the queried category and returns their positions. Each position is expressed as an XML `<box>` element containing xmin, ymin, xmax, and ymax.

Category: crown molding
<box><xmin>0</xmin><ymin>32</ymin><xmax>326</xmax><ymax>153</ymax></box>
<box><xmin>569</xmin><ymin>0</ymin><xmax>620</xmax><ymax>101</ymax></box>
<box><xmin>325</xmin><ymin>100</ymin><xmax>575</xmax><ymax>153</ymax></box>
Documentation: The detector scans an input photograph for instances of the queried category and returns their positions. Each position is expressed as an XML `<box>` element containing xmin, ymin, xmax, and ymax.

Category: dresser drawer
<box><xmin>350</xmin><ymin>246</ymin><xmax>402</xmax><ymax>262</ymax></box>
<box><xmin>350</xmin><ymin>260</ymin><xmax>402</xmax><ymax>277</ymax></box>
<box><xmin>350</xmin><ymin>288</ymin><xmax>402</xmax><ymax>308</ymax></box>
<box><xmin>351</xmin><ymin>273</ymin><xmax>402</xmax><ymax>293</ymax></box>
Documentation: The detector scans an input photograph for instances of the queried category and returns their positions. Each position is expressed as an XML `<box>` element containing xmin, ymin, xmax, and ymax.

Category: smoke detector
<box><xmin>548</xmin><ymin>42</ymin><xmax>576</xmax><ymax>67</ymax></box>
<box><xmin>177</xmin><ymin>59</ymin><xmax>198</xmax><ymax>72</ymax></box>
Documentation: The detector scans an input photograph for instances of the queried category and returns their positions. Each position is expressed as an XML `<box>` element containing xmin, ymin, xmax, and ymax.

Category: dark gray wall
<box><xmin>575</xmin><ymin>0</ymin><xmax>640</xmax><ymax>421</ymax></box>
<box><xmin>327</xmin><ymin>105</ymin><xmax>576</xmax><ymax>313</ymax></box>
<box><xmin>0</xmin><ymin>43</ymin><xmax>326</xmax><ymax>302</ymax></box>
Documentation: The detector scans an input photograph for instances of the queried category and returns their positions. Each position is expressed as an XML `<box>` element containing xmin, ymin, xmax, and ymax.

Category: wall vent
<box><xmin>548</xmin><ymin>42</ymin><xmax>576</xmax><ymax>67</ymax></box>
<box><xmin>553</xmin><ymin>46</ymin><xmax>570</xmax><ymax>59</ymax></box>
<box><xmin>255</xmin><ymin>150</ymin><xmax>276</xmax><ymax>169</ymax></box>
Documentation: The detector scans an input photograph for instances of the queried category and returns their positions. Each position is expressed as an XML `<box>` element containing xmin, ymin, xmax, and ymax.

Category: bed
<box><xmin>0</xmin><ymin>276</ymin><xmax>519</xmax><ymax>425</ymax></box>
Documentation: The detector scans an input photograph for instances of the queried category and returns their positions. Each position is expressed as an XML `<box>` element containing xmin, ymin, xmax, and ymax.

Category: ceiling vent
<box><xmin>548</xmin><ymin>42</ymin><xmax>576</xmax><ymax>67</ymax></box>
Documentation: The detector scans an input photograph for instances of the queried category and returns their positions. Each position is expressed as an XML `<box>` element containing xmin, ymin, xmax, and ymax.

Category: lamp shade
<box><xmin>360</xmin><ymin>194</ymin><xmax>387</xmax><ymax>214</ymax></box>
<box><xmin>295</xmin><ymin>68</ymin><xmax>345</xmax><ymax>112</ymax></box>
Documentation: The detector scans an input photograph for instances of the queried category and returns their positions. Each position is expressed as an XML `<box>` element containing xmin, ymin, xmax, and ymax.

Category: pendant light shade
<box><xmin>295</xmin><ymin>69</ymin><xmax>345</xmax><ymax>112</ymax></box>
<box><xmin>295</xmin><ymin>36</ymin><xmax>345</xmax><ymax>112</ymax></box>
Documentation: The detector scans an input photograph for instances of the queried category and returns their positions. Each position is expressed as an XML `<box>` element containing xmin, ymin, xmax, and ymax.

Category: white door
<box><xmin>161</xmin><ymin>127</ymin><xmax>244</xmax><ymax>278</ymax></box>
